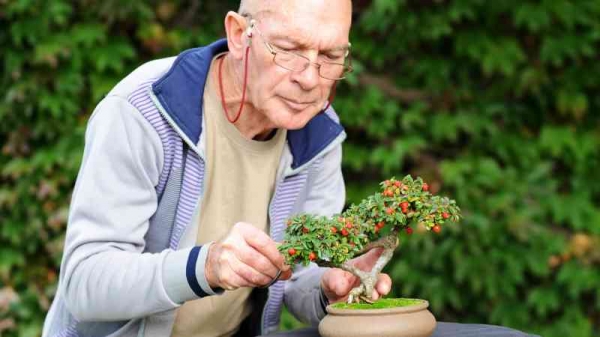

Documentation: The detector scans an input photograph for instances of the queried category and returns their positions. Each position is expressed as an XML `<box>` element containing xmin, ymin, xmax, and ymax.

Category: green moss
<box><xmin>331</xmin><ymin>298</ymin><xmax>424</xmax><ymax>310</ymax></box>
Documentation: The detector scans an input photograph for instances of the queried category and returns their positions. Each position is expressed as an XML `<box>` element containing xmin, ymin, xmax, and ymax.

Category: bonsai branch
<box><xmin>357</xmin><ymin>232</ymin><xmax>399</xmax><ymax>255</ymax></box>
<box><xmin>342</xmin><ymin>233</ymin><xmax>400</xmax><ymax>303</ymax></box>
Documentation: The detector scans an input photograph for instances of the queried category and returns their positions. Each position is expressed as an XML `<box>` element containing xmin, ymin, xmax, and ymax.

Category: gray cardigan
<box><xmin>43</xmin><ymin>39</ymin><xmax>347</xmax><ymax>337</ymax></box>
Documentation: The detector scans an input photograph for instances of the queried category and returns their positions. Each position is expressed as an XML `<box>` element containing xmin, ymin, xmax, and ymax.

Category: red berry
<box><xmin>432</xmin><ymin>225</ymin><xmax>441</xmax><ymax>233</ymax></box>
<box><xmin>386</xmin><ymin>207</ymin><xmax>395</xmax><ymax>215</ymax></box>
<box><xmin>405</xmin><ymin>227</ymin><xmax>413</xmax><ymax>235</ymax></box>
<box><xmin>400</xmin><ymin>202</ymin><xmax>409</xmax><ymax>209</ymax></box>
<box><xmin>377</xmin><ymin>221</ymin><xmax>385</xmax><ymax>228</ymax></box>
<box><xmin>422</xmin><ymin>183</ymin><xmax>429</xmax><ymax>192</ymax></box>
<box><xmin>374</xmin><ymin>227</ymin><xmax>380</xmax><ymax>233</ymax></box>
<box><xmin>302</xmin><ymin>227</ymin><xmax>309</xmax><ymax>233</ymax></box>
<box><xmin>345</xmin><ymin>222</ymin><xmax>353</xmax><ymax>229</ymax></box>
<box><xmin>442</xmin><ymin>212</ymin><xmax>450</xmax><ymax>219</ymax></box>
<box><xmin>341</xmin><ymin>229</ymin><xmax>349</xmax><ymax>236</ymax></box>
<box><xmin>394</xmin><ymin>181</ymin><xmax>401</xmax><ymax>187</ymax></box>
<box><xmin>402</xmin><ymin>208</ymin><xmax>408</xmax><ymax>214</ymax></box>
<box><xmin>288</xmin><ymin>248</ymin><xmax>296</xmax><ymax>255</ymax></box>
<box><xmin>309</xmin><ymin>252</ymin><xmax>317</xmax><ymax>261</ymax></box>
<box><xmin>331</xmin><ymin>227</ymin><xmax>338</xmax><ymax>234</ymax></box>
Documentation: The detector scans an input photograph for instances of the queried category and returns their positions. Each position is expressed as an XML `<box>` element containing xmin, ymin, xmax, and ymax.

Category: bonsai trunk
<box><xmin>340</xmin><ymin>233</ymin><xmax>399</xmax><ymax>303</ymax></box>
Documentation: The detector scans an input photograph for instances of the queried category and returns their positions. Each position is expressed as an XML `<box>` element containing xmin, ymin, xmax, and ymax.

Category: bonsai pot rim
<box><xmin>326</xmin><ymin>299</ymin><xmax>429</xmax><ymax>316</ymax></box>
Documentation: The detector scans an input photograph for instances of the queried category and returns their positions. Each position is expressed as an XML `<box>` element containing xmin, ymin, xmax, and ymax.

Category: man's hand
<box><xmin>205</xmin><ymin>222</ymin><xmax>292</xmax><ymax>290</ymax></box>
<box><xmin>320</xmin><ymin>248</ymin><xmax>392</xmax><ymax>303</ymax></box>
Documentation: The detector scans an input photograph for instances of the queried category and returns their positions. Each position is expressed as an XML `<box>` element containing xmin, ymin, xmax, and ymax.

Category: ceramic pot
<box><xmin>318</xmin><ymin>299</ymin><xmax>436</xmax><ymax>337</ymax></box>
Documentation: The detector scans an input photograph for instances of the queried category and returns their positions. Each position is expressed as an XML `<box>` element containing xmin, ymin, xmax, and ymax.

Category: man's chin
<box><xmin>280</xmin><ymin>96</ymin><xmax>318</xmax><ymax>112</ymax></box>
<box><xmin>277</xmin><ymin>107</ymin><xmax>322</xmax><ymax>130</ymax></box>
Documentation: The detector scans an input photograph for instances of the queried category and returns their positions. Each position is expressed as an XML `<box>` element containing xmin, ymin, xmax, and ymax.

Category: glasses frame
<box><xmin>246</xmin><ymin>17</ymin><xmax>354</xmax><ymax>81</ymax></box>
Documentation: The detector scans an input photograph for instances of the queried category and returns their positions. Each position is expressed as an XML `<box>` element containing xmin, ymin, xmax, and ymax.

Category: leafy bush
<box><xmin>1</xmin><ymin>1</ymin><xmax>598</xmax><ymax>336</ymax></box>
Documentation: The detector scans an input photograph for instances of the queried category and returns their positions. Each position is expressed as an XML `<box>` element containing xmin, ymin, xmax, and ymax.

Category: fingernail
<box><xmin>281</xmin><ymin>270</ymin><xmax>292</xmax><ymax>280</ymax></box>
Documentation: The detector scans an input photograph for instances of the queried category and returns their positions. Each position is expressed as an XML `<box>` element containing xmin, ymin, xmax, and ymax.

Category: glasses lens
<box><xmin>320</xmin><ymin>63</ymin><xmax>346</xmax><ymax>80</ymax></box>
<box><xmin>274</xmin><ymin>52</ymin><xmax>309</xmax><ymax>72</ymax></box>
<box><xmin>272</xmin><ymin>50</ymin><xmax>351</xmax><ymax>80</ymax></box>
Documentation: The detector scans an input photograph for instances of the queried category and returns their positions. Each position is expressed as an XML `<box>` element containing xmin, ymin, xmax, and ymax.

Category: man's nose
<box><xmin>290</xmin><ymin>54</ymin><xmax>321</xmax><ymax>90</ymax></box>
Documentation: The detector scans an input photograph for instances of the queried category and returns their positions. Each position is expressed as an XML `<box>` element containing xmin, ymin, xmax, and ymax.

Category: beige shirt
<box><xmin>171</xmin><ymin>55</ymin><xmax>287</xmax><ymax>337</ymax></box>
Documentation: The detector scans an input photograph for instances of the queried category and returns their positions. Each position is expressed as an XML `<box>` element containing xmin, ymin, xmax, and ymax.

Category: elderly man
<box><xmin>42</xmin><ymin>0</ymin><xmax>538</xmax><ymax>336</ymax></box>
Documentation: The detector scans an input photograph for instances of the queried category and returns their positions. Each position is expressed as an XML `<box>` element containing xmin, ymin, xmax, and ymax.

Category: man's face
<box><xmin>244</xmin><ymin>0</ymin><xmax>352</xmax><ymax>130</ymax></box>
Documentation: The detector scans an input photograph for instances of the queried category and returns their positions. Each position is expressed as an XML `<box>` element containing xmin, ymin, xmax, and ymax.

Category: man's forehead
<box><xmin>259</xmin><ymin>18</ymin><xmax>350</xmax><ymax>51</ymax></box>
<box><xmin>242</xmin><ymin>2</ymin><xmax>351</xmax><ymax>50</ymax></box>
<box><xmin>239</xmin><ymin>0</ymin><xmax>305</xmax><ymax>17</ymax></box>
<box><xmin>240</xmin><ymin>0</ymin><xmax>352</xmax><ymax>27</ymax></box>
<box><xmin>268</xmin><ymin>32</ymin><xmax>350</xmax><ymax>52</ymax></box>
<box><xmin>238</xmin><ymin>0</ymin><xmax>270</xmax><ymax>13</ymax></box>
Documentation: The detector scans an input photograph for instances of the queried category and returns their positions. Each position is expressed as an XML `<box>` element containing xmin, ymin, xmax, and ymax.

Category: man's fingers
<box><xmin>371</xmin><ymin>289</ymin><xmax>380</xmax><ymax>301</ymax></box>
<box><xmin>217</xmin><ymin>261</ymin><xmax>253</xmax><ymax>289</ymax></box>
<box><xmin>279</xmin><ymin>269</ymin><xmax>293</xmax><ymax>281</ymax></box>
<box><xmin>325</xmin><ymin>269</ymin><xmax>357</xmax><ymax>297</ymax></box>
<box><xmin>229</xmin><ymin>258</ymin><xmax>273</xmax><ymax>287</ymax></box>
<box><xmin>375</xmin><ymin>273</ymin><xmax>392</xmax><ymax>295</ymax></box>
<box><xmin>209</xmin><ymin>223</ymin><xmax>293</xmax><ymax>291</ymax></box>
<box><xmin>237</xmin><ymin>245</ymin><xmax>280</xmax><ymax>279</ymax></box>
<box><xmin>320</xmin><ymin>267</ymin><xmax>393</xmax><ymax>304</ymax></box>
<box><xmin>236</xmin><ymin>222</ymin><xmax>286</xmax><ymax>270</ymax></box>
<box><xmin>332</xmin><ymin>277</ymin><xmax>349</xmax><ymax>296</ymax></box>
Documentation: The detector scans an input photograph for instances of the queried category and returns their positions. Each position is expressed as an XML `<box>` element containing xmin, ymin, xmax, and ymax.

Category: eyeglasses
<box><xmin>248</xmin><ymin>19</ymin><xmax>353</xmax><ymax>81</ymax></box>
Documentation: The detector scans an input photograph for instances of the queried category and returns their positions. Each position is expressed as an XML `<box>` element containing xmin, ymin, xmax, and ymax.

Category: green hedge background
<box><xmin>1</xmin><ymin>1</ymin><xmax>599</xmax><ymax>336</ymax></box>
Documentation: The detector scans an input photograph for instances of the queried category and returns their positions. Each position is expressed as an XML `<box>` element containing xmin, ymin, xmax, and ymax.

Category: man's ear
<box><xmin>224</xmin><ymin>11</ymin><xmax>250</xmax><ymax>60</ymax></box>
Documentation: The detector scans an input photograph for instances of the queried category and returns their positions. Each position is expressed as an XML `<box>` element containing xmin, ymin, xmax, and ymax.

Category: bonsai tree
<box><xmin>278</xmin><ymin>175</ymin><xmax>461</xmax><ymax>304</ymax></box>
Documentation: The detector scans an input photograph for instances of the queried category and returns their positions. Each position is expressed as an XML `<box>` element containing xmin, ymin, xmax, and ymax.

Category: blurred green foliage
<box><xmin>1</xmin><ymin>1</ymin><xmax>599</xmax><ymax>336</ymax></box>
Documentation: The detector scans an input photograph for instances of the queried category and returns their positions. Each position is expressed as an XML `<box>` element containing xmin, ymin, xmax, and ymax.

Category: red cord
<box><xmin>218</xmin><ymin>46</ymin><xmax>251</xmax><ymax>124</ymax></box>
